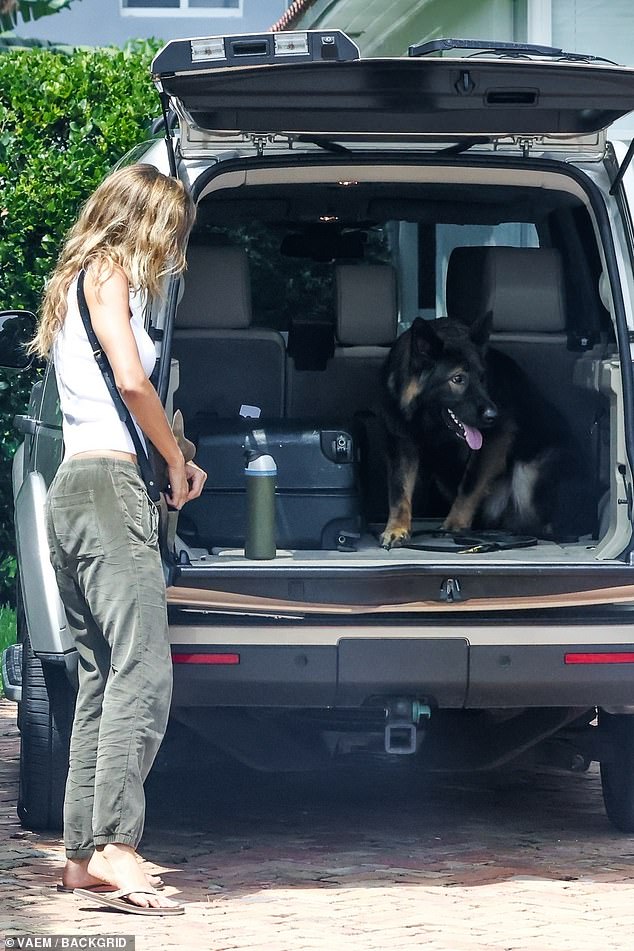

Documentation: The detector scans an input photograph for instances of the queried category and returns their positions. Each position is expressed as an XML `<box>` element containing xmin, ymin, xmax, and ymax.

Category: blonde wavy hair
<box><xmin>31</xmin><ymin>164</ymin><xmax>196</xmax><ymax>358</ymax></box>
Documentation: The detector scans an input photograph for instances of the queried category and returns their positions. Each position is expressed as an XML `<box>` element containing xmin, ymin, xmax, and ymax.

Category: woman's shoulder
<box><xmin>84</xmin><ymin>260</ymin><xmax>132</xmax><ymax>314</ymax></box>
<box><xmin>85</xmin><ymin>258</ymin><xmax>129</xmax><ymax>289</ymax></box>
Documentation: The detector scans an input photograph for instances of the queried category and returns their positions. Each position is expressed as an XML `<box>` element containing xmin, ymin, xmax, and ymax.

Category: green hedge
<box><xmin>0</xmin><ymin>40</ymin><xmax>161</xmax><ymax>606</ymax></box>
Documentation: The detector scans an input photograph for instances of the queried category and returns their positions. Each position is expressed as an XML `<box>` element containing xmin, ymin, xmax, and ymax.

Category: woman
<box><xmin>30</xmin><ymin>164</ymin><xmax>206</xmax><ymax>915</ymax></box>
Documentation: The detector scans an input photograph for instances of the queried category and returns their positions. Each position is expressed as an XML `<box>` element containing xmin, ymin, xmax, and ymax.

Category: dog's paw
<box><xmin>441</xmin><ymin>516</ymin><xmax>473</xmax><ymax>533</ymax></box>
<box><xmin>380</xmin><ymin>526</ymin><xmax>411</xmax><ymax>549</ymax></box>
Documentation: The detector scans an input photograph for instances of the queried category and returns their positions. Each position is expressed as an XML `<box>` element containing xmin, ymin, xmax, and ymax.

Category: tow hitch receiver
<box><xmin>384</xmin><ymin>699</ymin><xmax>431</xmax><ymax>755</ymax></box>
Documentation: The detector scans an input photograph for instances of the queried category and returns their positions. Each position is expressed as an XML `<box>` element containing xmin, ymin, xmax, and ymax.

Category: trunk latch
<box><xmin>439</xmin><ymin>577</ymin><xmax>462</xmax><ymax>602</ymax></box>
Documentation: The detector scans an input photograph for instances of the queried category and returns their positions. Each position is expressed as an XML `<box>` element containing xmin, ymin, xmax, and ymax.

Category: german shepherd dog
<box><xmin>380</xmin><ymin>315</ymin><xmax>595</xmax><ymax>549</ymax></box>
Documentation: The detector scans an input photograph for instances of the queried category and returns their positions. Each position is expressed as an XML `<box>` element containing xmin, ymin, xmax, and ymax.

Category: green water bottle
<box><xmin>244</xmin><ymin>450</ymin><xmax>277</xmax><ymax>559</ymax></box>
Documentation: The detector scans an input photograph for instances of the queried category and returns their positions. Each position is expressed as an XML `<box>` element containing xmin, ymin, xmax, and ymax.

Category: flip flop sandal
<box><xmin>73</xmin><ymin>887</ymin><xmax>184</xmax><ymax>916</ymax></box>
<box><xmin>57</xmin><ymin>875</ymin><xmax>164</xmax><ymax>894</ymax></box>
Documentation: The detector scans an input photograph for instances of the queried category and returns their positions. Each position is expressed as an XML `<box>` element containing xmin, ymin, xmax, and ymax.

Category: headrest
<box><xmin>446</xmin><ymin>246</ymin><xmax>566</xmax><ymax>333</ymax></box>
<box><xmin>335</xmin><ymin>264</ymin><xmax>398</xmax><ymax>346</ymax></box>
<box><xmin>445</xmin><ymin>247</ymin><xmax>489</xmax><ymax>327</ymax></box>
<box><xmin>176</xmin><ymin>245</ymin><xmax>251</xmax><ymax>329</ymax></box>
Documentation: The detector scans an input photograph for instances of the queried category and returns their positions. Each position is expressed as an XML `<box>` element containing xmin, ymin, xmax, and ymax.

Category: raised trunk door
<box><xmin>152</xmin><ymin>32</ymin><xmax>634</xmax><ymax>155</ymax></box>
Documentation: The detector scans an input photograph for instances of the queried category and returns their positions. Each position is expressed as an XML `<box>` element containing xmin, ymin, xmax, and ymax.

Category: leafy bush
<box><xmin>0</xmin><ymin>40</ymin><xmax>161</xmax><ymax>605</ymax></box>
<box><xmin>1</xmin><ymin>1</ymin><xmax>80</xmax><ymax>34</ymax></box>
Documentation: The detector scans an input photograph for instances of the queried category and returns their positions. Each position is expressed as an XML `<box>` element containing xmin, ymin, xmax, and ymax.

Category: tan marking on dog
<box><xmin>382</xmin><ymin>455</ymin><xmax>419</xmax><ymax>547</ymax></box>
<box><xmin>400</xmin><ymin>378</ymin><xmax>423</xmax><ymax>413</ymax></box>
<box><xmin>443</xmin><ymin>423</ymin><xmax>516</xmax><ymax>532</ymax></box>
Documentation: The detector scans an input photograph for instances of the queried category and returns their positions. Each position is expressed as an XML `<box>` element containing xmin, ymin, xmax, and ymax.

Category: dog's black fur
<box><xmin>380</xmin><ymin>315</ymin><xmax>596</xmax><ymax>549</ymax></box>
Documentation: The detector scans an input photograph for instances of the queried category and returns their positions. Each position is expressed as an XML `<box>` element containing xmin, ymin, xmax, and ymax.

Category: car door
<box><xmin>152</xmin><ymin>31</ymin><xmax>634</xmax><ymax>152</ymax></box>
<box><xmin>13</xmin><ymin>365</ymin><xmax>72</xmax><ymax>657</ymax></box>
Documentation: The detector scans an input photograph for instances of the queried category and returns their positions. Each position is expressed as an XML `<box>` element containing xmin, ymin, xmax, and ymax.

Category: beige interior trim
<box><xmin>168</xmin><ymin>621</ymin><xmax>634</xmax><ymax>647</ymax></box>
<box><xmin>196</xmin><ymin>164</ymin><xmax>590</xmax><ymax>201</ymax></box>
<box><xmin>167</xmin><ymin>583</ymin><xmax>634</xmax><ymax>616</ymax></box>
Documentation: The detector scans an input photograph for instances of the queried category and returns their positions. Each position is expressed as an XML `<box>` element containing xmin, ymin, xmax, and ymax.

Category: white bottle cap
<box><xmin>245</xmin><ymin>453</ymin><xmax>277</xmax><ymax>475</ymax></box>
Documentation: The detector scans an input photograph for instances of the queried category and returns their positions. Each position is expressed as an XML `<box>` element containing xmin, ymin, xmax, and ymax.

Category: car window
<box><xmin>395</xmin><ymin>221</ymin><xmax>539</xmax><ymax>329</ymax></box>
<box><xmin>190</xmin><ymin>222</ymin><xmax>393</xmax><ymax>332</ymax></box>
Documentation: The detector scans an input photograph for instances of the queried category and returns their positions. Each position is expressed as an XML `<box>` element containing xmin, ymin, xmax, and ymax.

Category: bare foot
<box><xmin>90</xmin><ymin>845</ymin><xmax>180</xmax><ymax>910</ymax></box>
<box><xmin>61</xmin><ymin>854</ymin><xmax>163</xmax><ymax>891</ymax></box>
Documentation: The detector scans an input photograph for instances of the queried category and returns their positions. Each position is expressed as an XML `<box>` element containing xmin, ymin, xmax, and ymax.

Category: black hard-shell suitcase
<box><xmin>181</xmin><ymin>419</ymin><xmax>361</xmax><ymax>550</ymax></box>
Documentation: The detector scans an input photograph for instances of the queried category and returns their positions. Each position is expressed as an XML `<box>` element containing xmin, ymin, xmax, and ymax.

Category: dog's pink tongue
<box><xmin>463</xmin><ymin>424</ymin><xmax>483</xmax><ymax>451</ymax></box>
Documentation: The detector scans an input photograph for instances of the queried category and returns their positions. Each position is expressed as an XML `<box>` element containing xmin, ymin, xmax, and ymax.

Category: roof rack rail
<box><xmin>408</xmin><ymin>37</ymin><xmax>616</xmax><ymax>65</ymax></box>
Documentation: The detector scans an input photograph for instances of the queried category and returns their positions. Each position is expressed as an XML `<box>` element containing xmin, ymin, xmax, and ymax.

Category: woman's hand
<box><xmin>165</xmin><ymin>459</ymin><xmax>207</xmax><ymax>509</ymax></box>
<box><xmin>165</xmin><ymin>455</ymin><xmax>188</xmax><ymax>509</ymax></box>
<box><xmin>184</xmin><ymin>460</ymin><xmax>207</xmax><ymax>503</ymax></box>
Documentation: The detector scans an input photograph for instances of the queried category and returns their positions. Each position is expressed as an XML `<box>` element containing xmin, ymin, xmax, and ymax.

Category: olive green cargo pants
<box><xmin>45</xmin><ymin>457</ymin><xmax>172</xmax><ymax>859</ymax></box>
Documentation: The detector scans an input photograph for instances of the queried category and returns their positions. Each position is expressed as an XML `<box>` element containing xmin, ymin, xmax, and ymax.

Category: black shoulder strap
<box><xmin>76</xmin><ymin>269</ymin><xmax>160</xmax><ymax>501</ymax></box>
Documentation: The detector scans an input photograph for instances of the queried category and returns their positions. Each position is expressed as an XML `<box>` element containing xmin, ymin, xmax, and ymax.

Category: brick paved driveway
<box><xmin>2</xmin><ymin>696</ymin><xmax>634</xmax><ymax>950</ymax></box>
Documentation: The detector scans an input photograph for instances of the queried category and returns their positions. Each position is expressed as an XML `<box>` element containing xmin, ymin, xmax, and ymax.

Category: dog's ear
<box><xmin>469</xmin><ymin>310</ymin><xmax>493</xmax><ymax>348</ymax></box>
<box><xmin>410</xmin><ymin>317</ymin><xmax>444</xmax><ymax>363</ymax></box>
<box><xmin>172</xmin><ymin>409</ymin><xmax>196</xmax><ymax>463</ymax></box>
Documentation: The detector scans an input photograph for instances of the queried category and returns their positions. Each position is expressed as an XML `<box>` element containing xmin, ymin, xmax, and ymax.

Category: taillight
<box><xmin>172</xmin><ymin>653</ymin><xmax>240</xmax><ymax>665</ymax></box>
<box><xmin>564</xmin><ymin>652</ymin><xmax>634</xmax><ymax>664</ymax></box>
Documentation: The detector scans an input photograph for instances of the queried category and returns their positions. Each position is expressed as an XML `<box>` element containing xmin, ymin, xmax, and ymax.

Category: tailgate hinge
<box><xmin>515</xmin><ymin>136</ymin><xmax>538</xmax><ymax>158</ymax></box>
<box><xmin>250</xmin><ymin>134</ymin><xmax>271</xmax><ymax>157</ymax></box>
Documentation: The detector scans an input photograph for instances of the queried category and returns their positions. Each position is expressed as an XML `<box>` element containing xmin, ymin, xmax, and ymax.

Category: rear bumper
<box><xmin>468</xmin><ymin>644</ymin><xmax>634</xmax><ymax>707</ymax></box>
<box><xmin>169</xmin><ymin>630</ymin><xmax>634</xmax><ymax>710</ymax></box>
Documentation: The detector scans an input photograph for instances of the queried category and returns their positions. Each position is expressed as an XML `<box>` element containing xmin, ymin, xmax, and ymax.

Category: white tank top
<box><xmin>53</xmin><ymin>275</ymin><xmax>157</xmax><ymax>459</ymax></box>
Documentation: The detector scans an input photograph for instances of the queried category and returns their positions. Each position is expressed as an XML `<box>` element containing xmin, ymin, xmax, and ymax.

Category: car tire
<box><xmin>600</xmin><ymin>711</ymin><xmax>634</xmax><ymax>833</ymax></box>
<box><xmin>17</xmin><ymin>630</ymin><xmax>74</xmax><ymax>831</ymax></box>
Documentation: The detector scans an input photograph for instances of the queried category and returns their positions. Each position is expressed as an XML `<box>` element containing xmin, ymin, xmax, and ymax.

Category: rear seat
<box><xmin>285</xmin><ymin>263</ymin><xmax>398</xmax><ymax>524</ymax></box>
<box><xmin>446</xmin><ymin>245</ymin><xmax>604</xmax><ymax>459</ymax></box>
<box><xmin>285</xmin><ymin>263</ymin><xmax>398</xmax><ymax>419</ymax></box>
<box><xmin>172</xmin><ymin>245</ymin><xmax>286</xmax><ymax>426</ymax></box>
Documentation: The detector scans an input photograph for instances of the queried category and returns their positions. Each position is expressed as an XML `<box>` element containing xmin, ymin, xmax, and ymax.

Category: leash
<box><xmin>402</xmin><ymin>530</ymin><xmax>539</xmax><ymax>553</ymax></box>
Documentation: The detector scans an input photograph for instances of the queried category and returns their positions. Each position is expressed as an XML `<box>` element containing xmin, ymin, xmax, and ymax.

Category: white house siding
<box><xmin>551</xmin><ymin>0</ymin><xmax>634</xmax><ymax>66</ymax></box>
<box><xmin>550</xmin><ymin>0</ymin><xmax>634</xmax><ymax>138</ymax></box>
<box><xmin>14</xmin><ymin>0</ymin><xmax>287</xmax><ymax>46</ymax></box>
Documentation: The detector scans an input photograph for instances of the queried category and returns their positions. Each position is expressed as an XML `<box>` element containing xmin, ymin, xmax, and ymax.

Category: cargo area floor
<box><xmin>177</xmin><ymin>521</ymin><xmax>607</xmax><ymax>569</ymax></box>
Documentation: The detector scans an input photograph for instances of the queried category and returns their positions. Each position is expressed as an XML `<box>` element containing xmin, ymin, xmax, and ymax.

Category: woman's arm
<box><xmin>84</xmin><ymin>264</ymin><xmax>198</xmax><ymax>508</ymax></box>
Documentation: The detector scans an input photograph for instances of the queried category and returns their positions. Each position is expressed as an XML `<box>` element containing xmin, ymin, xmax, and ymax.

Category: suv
<box><xmin>4</xmin><ymin>31</ymin><xmax>634</xmax><ymax>832</ymax></box>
